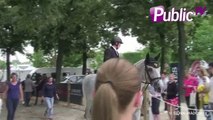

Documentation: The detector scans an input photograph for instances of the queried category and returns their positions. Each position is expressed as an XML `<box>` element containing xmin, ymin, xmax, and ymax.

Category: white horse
<box><xmin>82</xmin><ymin>53</ymin><xmax>161</xmax><ymax>120</ymax></box>
<box><xmin>82</xmin><ymin>74</ymin><xmax>96</xmax><ymax>119</ymax></box>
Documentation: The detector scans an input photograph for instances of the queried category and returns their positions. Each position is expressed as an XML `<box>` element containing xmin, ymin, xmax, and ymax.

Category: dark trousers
<box><xmin>6</xmin><ymin>98</ymin><xmax>19</xmax><ymax>120</ymax></box>
<box><xmin>185</xmin><ymin>96</ymin><xmax>197</xmax><ymax>120</ymax></box>
<box><xmin>24</xmin><ymin>92</ymin><xmax>31</xmax><ymax>106</ymax></box>
<box><xmin>151</xmin><ymin>97</ymin><xmax>160</xmax><ymax>114</ymax></box>
<box><xmin>34</xmin><ymin>89</ymin><xmax>39</xmax><ymax>105</ymax></box>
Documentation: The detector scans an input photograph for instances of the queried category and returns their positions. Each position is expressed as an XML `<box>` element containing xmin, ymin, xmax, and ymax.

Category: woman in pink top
<box><xmin>183</xmin><ymin>71</ymin><xmax>198</xmax><ymax>120</ymax></box>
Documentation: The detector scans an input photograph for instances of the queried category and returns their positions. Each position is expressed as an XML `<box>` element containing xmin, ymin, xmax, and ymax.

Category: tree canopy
<box><xmin>0</xmin><ymin>0</ymin><xmax>212</xmax><ymax>83</ymax></box>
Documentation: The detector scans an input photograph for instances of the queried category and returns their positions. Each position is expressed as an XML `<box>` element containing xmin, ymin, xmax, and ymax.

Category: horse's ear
<box><xmin>145</xmin><ymin>53</ymin><xmax>150</xmax><ymax>60</ymax></box>
<box><xmin>154</xmin><ymin>53</ymin><xmax>161</xmax><ymax>61</ymax></box>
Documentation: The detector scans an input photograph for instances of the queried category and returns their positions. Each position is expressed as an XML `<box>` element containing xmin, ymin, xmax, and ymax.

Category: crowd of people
<box><xmin>183</xmin><ymin>62</ymin><xmax>213</xmax><ymax>120</ymax></box>
<box><xmin>149</xmin><ymin>61</ymin><xmax>213</xmax><ymax>120</ymax></box>
<box><xmin>1</xmin><ymin>35</ymin><xmax>213</xmax><ymax>120</ymax></box>
<box><xmin>1</xmin><ymin>73</ymin><xmax>58</xmax><ymax>120</ymax></box>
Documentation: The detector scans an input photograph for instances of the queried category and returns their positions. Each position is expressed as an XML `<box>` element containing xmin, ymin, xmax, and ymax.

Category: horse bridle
<box><xmin>142</xmin><ymin>63</ymin><xmax>161</xmax><ymax>90</ymax></box>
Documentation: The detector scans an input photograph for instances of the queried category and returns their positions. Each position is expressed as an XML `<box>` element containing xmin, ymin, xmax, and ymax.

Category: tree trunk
<box><xmin>177</xmin><ymin>22</ymin><xmax>185</xmax><ymax>101</ymax></box>
<box><xmin>6</xmin><ymin>48</ymin><xmax>11</xmax><ymax>82</ymax></box>
<box><xmin>158</xmin><ymin>30</ymin><xmax>166</xmax><ymax>73</ymax></box>
<box><xmin>56</xmin><ymin>40</ymin><xmax>64</xmax><ymax>83</ymax></box>
<box><xmin>160</xmin><ymin>46</ymin><xmax>166</xmax><ymax>73</ymax></box>
<box><xmin>176</xmin><ymin>21</ymin><xmax>186</xmax><ymax>120</ymax></box>
<box><xmin>82</xmin><ymin>50</ymin><xmax>87</xmax><ymax>75</ymax></box>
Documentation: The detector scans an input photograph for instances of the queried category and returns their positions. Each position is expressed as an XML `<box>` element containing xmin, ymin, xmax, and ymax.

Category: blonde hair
<box><xmin>198</xmin><ymin>67</ymin><xmax>209</xmax><ymax>77</ymax></box>
<box><xmin>92</xmin><ymin>58</ymin><xmax>140</xmax><ymax>120</ymax></box>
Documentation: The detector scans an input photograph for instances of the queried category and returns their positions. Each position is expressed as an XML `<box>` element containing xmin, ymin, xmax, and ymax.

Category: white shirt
<box><xmin>161</xmin><ymin>77</ymin><xmax>169</xmax><ymax>93</ymax></box>
<box><xmin>197</xmin><ymin>76</ymin><xmax>210</xmax><ymax>85</ymax></box>
<box><xmin>148</xmin><ymin>85</ymin><xmax>161</xmax><ymax>97</ymax></box>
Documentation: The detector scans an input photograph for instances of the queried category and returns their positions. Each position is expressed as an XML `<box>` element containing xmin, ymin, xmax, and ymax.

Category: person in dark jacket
<box><xmin>167</xmin><ymin>73</ymin><xmax>178</xmax><ymax>120</ymax></box>
<box><xmin>103</xmin><ymin>36</ymin><xmax>123</xmax><ymax>62</ymax></box>
<box><xmin>42</xmin><ymin>77</ymin><xmax>59</xmax><ymax>120</ymax></box>
<box><xmin>23</xmin><ymin>74</ymin><xmax>35</xmax><ymax>106</ymax></box>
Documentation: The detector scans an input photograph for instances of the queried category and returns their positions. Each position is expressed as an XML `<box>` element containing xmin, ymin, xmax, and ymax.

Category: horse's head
<box><xmin>135</xmin><ymin>53</ymin><xmax>161</xmax><ymax>90</ymax></box>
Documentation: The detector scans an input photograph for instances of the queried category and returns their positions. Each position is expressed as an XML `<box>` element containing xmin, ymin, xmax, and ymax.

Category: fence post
<box><xmin>143</xmin><ymin>90</ymin><xmax>149</xmax><ymax>120</ymax></box>
<box><xmin>67</xmin><ymin>81</ymin><xmax>71</xmax><ymax>106</ymax></box>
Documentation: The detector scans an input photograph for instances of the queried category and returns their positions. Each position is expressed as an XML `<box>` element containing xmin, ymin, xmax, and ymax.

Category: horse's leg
<box><xmin>84</xmin><ymin>90</ymin><xmax>93</xmax><ymax>119</ymax></box>
<box><xmin>85</xmin><ymin>99</ymin><xmax>92</xmax><ymax>120</ymax></box>
<box><xmin>84</xmin><ymin>97</ymin><xmax>90</xmax><ymax>119</ymax></box>
<box><xmin>0</xmin><ymin>98</ymin><xmax>2</xmax><ymax>116</ymax></box>
<box><xmin>83</xmin><ymin>75</ymin><xmax>96</xmax><ymax>120</ymax></box>
<box><xmin>83</xmin><ymin>77</ymin><xmax>90</xmax><ymax>119</ymax></box>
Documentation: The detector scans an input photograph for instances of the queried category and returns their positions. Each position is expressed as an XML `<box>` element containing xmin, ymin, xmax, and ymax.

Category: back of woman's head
<box><xmin>92</xmin><ymin>58</ymin><xmax>140</xmax><ymax>120</ymax></box>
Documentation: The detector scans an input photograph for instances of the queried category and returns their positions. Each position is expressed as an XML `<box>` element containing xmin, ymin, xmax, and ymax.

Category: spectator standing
<box><xmin>197</xmin><ymin>67</ymin><xmax>211</xmax><ymax>120</ymax></box>
<box><xmin>42</xmin><ymin>77</ymin><xmax>59</xmax><ymax>120</ymax></box>
<box><xmin>183</xmin><ymin>71</ymin><xmax>199</xmax><ymax>120</ymax></box>
<box><xmin>149</xmin><ymin>84</ymin><xmax>161</xmax><ymax>120</ymax></box>
<box><xmin>4</xmin><ymin>73</ymin><xmax>24</xmax><ymax>120</ymax></box>
<box><xmin>206</xmin><ymin>62</ymin><xmax>213</xmax><ymax>119</ymax></box>
<box><xmin>23</xmin><ymin>74</ymin><xmax>35</xmax><ymax>107</ymax></box>
<box><xmin>167</xmin><ymin>74</ymin><xmax>178</xmax><ymax>120</ymax></box>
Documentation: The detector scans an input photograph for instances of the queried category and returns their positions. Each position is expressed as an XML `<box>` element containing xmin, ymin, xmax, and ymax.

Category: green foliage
<box><xmin>0</xmin><ymin>0</ymin><xmax>211</xmax><ymax>74</ymax></box>
<box><xmin>187</xmin><ymin>17</ymin><xmax>213</xmax><ymax>62</ymax></box>
<box><xmin>27</xmin><ymin>50</ymin><xmax>51</xmax><ymax>67</ymax></box>
<box><xmin>0</xmin><ymin>60</ymin><xmax>6</xmax><ymax>69</ymax></box>
<box><xmin>0</xmin><ymin>1</ymin><xmax>26</xmax><ymax>54</ymax></box>
<box><xmin>206</xmin><ymin>0</ymin><xmax>213</xmax><ymax>14</ymax></box>
<box><xmin>63</xmin><ymin>54</ymin><xmax>82</xmax><ymax>67</ymax></box>
<box><xmin>89</xmin><ymin>50</ymin><xmax>104</xmax><ymax>69</ymax></box>
<box><xmin>123</xmin><ymin>52</ymin><xmax>144</xmax><ymax>64</ymax></box>
<box><xmin>122</xmin><ymin>48</ymin><xmax>149</xmax><ymax>64</ymax></box>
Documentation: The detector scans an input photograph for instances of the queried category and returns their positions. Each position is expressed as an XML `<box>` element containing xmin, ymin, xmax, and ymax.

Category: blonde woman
<box><xmin>167</xmin><ymin>74</ymin><xmax>178</xmax><ymax>120</ymax></box>
<box><xmin>197</xmin><ymin>67</ymin><xmax>211</xmax><ymax>120</ymax></box>
<box><xmin>92</xmin><ymin>58</ymin><xmax>142</xmax><ymax>120</ymax></box>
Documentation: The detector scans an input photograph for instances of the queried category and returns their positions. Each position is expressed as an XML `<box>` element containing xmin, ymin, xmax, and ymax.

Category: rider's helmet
<box><xmin>111</xmin><ymin>36</ymin><xmax>123</xmax><ymax>45</ymax></box>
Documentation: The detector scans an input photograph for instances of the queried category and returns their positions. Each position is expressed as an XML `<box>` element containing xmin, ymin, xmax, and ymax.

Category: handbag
<box><xmin>189</xmin><ymin>92</ymin><xmax>196</xmax><ymax>107</ymax></box>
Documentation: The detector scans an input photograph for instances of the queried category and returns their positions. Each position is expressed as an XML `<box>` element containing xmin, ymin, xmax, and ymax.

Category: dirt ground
<box><xmin>0</xmin><ymin>97</ymin><xmax>206</xmax><ymax>120</ymax></box>
<box><xmin>0</xmin><ymin>98</ymin><xmax>85</xmax><ymax>120</ymax></box>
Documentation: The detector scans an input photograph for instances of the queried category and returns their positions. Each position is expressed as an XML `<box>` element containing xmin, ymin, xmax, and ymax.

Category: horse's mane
<box><xmin>133</xmin><ymin>59</ymin><xmax>146</xmax><ymax>83</ymax></box>
<box><xmin>134</xmin><ymin>59</ymin><xmax>145</xmax><ymax>66</ymax></box>
<box><xmin>134</xmin><ymin>59</ymin><xmax>145</xmax><ymax>70</ymax></box>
